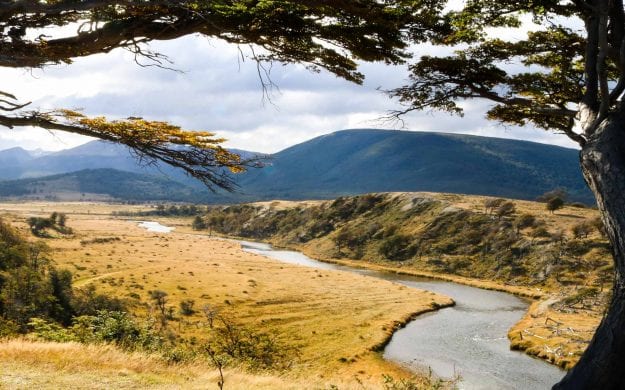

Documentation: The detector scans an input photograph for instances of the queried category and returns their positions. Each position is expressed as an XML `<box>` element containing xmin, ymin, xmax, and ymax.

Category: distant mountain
<box><xmin>0</xmin><ymin>140</ymin><xmax>229</xmax><ymax>188</ymax></box>
<box><xmin>0</xmin><ymin>129</ymin><xmax>594</xmax><ymax>204</ymax></box>
<box><xmin>0</xmin><ymin>168</ymin><xmax>210</xmax><ymax>202</ymax></box>
<box><xmin>236</xmin><ymin>129</ymin><xmax>593</xmax><ymax>203</ymax></box>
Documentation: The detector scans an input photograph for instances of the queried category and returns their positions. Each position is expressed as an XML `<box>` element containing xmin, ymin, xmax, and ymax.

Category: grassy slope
<box><xmin>0</xmin><ymin>201</ymin><xmax>453</xmax><ymax>389</ymax></box>
<box><xmin>0</xmin><ymin>169</ymin><xmax>205</xmax><ymax>202</ymax></box>
<box><xmin>239</xmin><ymin>129</ymin><xmax>593</xmax><ymax>203</ymax></box>
<box><xmin>196</xmin><ymin>192</ymin><xmax>611</xmax><ymax>370</ymax></box>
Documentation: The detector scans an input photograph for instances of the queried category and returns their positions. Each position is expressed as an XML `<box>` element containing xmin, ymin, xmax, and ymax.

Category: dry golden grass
<box><xmin>0</xmin><ymin>201</ymin><xmax>454</xmax><ymax>389</ymax></box>
<box><xmin>419</xmin><ymin>192</ymin><xmax>601</xmax><ymax>234</ymax></box>
<box><xmin>239</xmin><ymin>192</ymin><xmax>608</xmax><ymax>370</ymax></box>
<box><xmin>508</xmin><ymin>300</ymin><xmax>601</xmax><ymax>370</ymax></box>
<box><xmin>0</xmin><ymin>338</ymin><xmax>304</xmax><ymax>389</ymax></box>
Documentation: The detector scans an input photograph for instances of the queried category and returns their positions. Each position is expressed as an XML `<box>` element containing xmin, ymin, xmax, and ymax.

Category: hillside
<box><xmin>0</xmin><ymin>169</ymin><xmax>207</xmax><ymax>202</ymax></box>
<box><xmin>0</xmin><ymin>129</ymin><xmax>593</xmax><ymax>203</ymax></box>
<box><xmin>238</xmin><ymin>130</ymin><xmax>593</xmax><ymax>203</ymax></box>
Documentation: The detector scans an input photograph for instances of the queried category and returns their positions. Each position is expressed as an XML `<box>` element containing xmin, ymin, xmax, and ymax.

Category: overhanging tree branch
<box><xmin>0</xmin><ymin>110</ymin><xmax>261</xmax><ymax>191</ymax></box>
<box><xmin>0</xmin><ymin>0</ymin><xmax>441</xmax><ymax>191</ymax></box>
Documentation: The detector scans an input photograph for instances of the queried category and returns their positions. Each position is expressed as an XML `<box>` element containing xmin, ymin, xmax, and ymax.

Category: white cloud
<box><xmin>0</xmin><ymin>35</ymin><xmax>579</xmax><ymax>153</ymax></box>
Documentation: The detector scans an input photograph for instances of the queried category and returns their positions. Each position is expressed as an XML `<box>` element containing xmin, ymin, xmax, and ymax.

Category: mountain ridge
<box><xmin>0</xmin><ymin>129</ymin><xmax>593</xmax><ymax>203</ymax></box>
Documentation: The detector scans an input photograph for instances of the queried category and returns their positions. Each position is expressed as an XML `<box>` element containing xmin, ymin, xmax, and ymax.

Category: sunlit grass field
<box><xmin>0</xmin><ymin>201</ymin><xmax>453</xmax><ymax>388</ymax></box>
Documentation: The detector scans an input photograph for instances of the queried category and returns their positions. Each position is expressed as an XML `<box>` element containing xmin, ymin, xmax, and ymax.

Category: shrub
<box><xmin>179</xmin><ymin>299</ymin><xmax>195</xmax><ymax>316</ymax></box>
<box><xmin>192</xmin><ymin>216</ymin><xmax>207</xmax><ymax>230</ymax></box>
<box><xmin>572</xmin><ymin>221</ymin><xmax>593</xmax><ymax>239</ymax></box>
<box><xmin>496</xmin><ymin>201</ymin><xmax>516</xmax><ymax>220</ymax></box>
<box><xmin>484</xmin><ymin>198</ymin><xmax>506</xmax><ymax>215</ymax></box>
<box><xmin>514</xmin><ymin>214</ymin><xmax>536</xmax><ymax>232</ymax></box>
<box><xmin>379</xmin><ymin>234</ymin><xmax>413</xmax><ymax>261</ymax></box>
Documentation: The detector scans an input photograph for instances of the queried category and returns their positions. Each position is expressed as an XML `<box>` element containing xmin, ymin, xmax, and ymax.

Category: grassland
<box><xmin>0</xmin><ymin>201</ymin><xmax>453</xmax><ymax>389</ymax></box>
<box><xmin>190</xmin><ymin>192</ymin><xmax>612</xmax><ymax>370</ymax></box>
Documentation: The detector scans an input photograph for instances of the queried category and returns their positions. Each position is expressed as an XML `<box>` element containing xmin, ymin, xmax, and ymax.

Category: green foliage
<box><xmin>116</xmin><ymin>203</ymin><xmax>206</xmax><ymax>217</ymax></box>
<box><xmin>0</xmin><ymin>218</ymin><xmax>127</xmax><ymax>334</ymax></box>
<box><xmin>379</xmin><ymin>234</ymin><xmax>414</xmax><ymax>261</ymax></box>
<box><xmin>205</xmin><ymin>314</ymin><xmax>295</xmax><ymax>372</ymax></box>
<box><xmin>179</xmin><ymin>299</ymin><xmax>196</xmax><ymax>316</ymax></box>
<box><xmin>72</xmin><ymin>284</ymin><xmax>126</xmax><ymax>316</ymax></box>
<box><xmin>547</xmin><ymin>197</ymin><xmax>565</xmax><ymax>214</ymax></box>
<box><xmin>30</xmin><ymin>311</ymin><xmax>163</xmax><ymax>352</ymax></box>
<box><xmin>191</xmin><ymin>216</ymin><xmax>207</xmax><ymax>230</ymax></box>
<box><xmin>26</xmin><ymin>212</ymin><xmax>72</xmax><ymax>237</ymax></box>
<box><xmin>48</xmin><ymin>268</ymin><xmax>74</xmax><ymax>326</ymax></box>
<box><xmin>28</xmin><ymin>317</ymin><xmax>76</xmax><ymax>343</ymax></box>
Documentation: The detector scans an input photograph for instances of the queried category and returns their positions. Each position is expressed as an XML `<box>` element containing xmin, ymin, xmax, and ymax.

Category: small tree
<box><xmin>202</xmin><ymin>304</ymin><xmax>220</xmax><ymax>329</ymax></box>
<box><xmin>484</xmin><ymin>198</ymin><xmax>506</xmax><ymax>215</ymax></box>
<box><xmin>27</xmin><ymin>216</ymin><xmax>54</xmax><ymax>237</ymax></box>
<box><xmin>334</xmin><ymin>228</ymin><xmax>353</xmax><ymax>254</ymax></box>
<box><xmin>495</xmin><ymin>201</ymin><xmax>516</xmax><ymax>220</ymax></box>
<box><xmin>149</xmin><ymin>290</ymin><xmax>168</xmax><ymax>318</ymax></box>
<box><xmin>192</xmin><ymin>216</ymin><xmax>207</xmax><ymax>231</ymax></box>
<box><xmin>57</xmin><ymin>213</ymin><xmax>67</xmax><ymax>227</ymax></box>
<box><xmin>537</xmin><ymin>188</ymin><xmax>569</xmax><ymax>203</ymax></box>
<box><xmin>546</xmin><ymin>197</ymin><xmax>565</xmax><ymax>214</ymax></box>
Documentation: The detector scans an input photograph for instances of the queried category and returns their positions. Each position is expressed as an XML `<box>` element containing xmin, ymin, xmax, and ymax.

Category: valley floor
<box><xmin>187</xmin><ymin>192</ymin><xmax>608</xmax><ymax>371</ymax></box>
<box><xmin>0</xmin><ymin>201</ymin><xmax>453</xmax><ymax>389</ymax></box>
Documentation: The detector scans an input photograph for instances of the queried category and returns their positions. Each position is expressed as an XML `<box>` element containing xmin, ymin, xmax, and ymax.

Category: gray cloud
<box><xmin>0</xmin><ymin>36</ymin><xmax>579</xmax><ymax>153</ymax></box>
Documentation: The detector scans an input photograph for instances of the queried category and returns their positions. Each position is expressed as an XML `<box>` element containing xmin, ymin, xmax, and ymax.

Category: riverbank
<box><xmin>240</xmin><ymin>240</ymin><xmax>565</xmax><ymax>388</ymax></box>
<box><xmin>193</xmin><ymin>192</ymin><xmax>609</xmax><ymax>371</ymax></box>
<box><xmin>253</xmin><ymin>236</ymin><xmax>599</xmax><ymax>371</ymax></box>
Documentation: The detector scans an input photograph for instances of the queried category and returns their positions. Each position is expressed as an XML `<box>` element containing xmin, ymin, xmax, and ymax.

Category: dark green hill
<box><xmin>0</xmin><ymin>129</ymin><xmax>593</xmax><ymax>203</ymax></box>
<box><xmin>0</xmin><ymin>169</ymin><xmax>209</xmax><ymax>202</ymax></box>
<box><xmin>237</xmin><ymin>129</ymin><xmax>592</xmax><ymax>203</ymax></box>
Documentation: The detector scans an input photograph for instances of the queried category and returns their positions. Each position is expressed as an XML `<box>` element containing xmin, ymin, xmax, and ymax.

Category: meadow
<box><xmin>0</xmin><ymin>201</ymin><xmax>453</xmax><ymax>389</ymax></box>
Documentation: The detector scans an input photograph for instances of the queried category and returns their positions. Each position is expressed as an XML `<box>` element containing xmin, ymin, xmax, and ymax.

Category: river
<box><xmin>239</xmin><ymin>240</ymin><xmax>565</xmax><ymax>390</ymax></box>
<box><xmin>137</xmin><ymin>221</ymin><xmax>175</xmax><ymax>233</ymax></box>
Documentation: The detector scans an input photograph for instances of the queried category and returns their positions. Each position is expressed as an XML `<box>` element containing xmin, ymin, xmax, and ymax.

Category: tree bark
<box><xmin>554</xmin><ymin>112</ymin><xmax>625</xmax><ymax>389</ymax></box>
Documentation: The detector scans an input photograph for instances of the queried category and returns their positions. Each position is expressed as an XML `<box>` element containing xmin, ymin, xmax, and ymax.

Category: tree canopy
<box><xmin>387</xmin><ymin>1</ymin><xmax>625</xmax><ymax>388</ymax></box>
<box><xmin>390</xmin><ymin>0</ymin><xmax>622</xmax><ymax>149</ymax></box>
<box><xmin>0</xmin><ymin>0</ymin><xmax>442</xmax><ymax>190</ymax></box>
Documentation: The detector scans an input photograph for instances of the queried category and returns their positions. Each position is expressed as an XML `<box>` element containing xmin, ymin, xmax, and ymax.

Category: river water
<box><xmin>239</xmin><ymin>240</ymin><xmax>565</xmax><ymax>389</ymax></box>
<box><xmin>137</xmin><ymin>221</ymin><xmax>175</xmax><ymax>233</ymax></box>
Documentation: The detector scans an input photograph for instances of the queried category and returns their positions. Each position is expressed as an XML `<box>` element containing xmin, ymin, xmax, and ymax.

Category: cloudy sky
<box><xmin>0</xmin><ymin>35</ymin><xmax>579</xmax><ymax>153</ymax></box>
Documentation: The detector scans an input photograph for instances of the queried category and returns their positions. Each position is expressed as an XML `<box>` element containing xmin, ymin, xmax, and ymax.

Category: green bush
<box><xmin>379</xmin><ymin>234</ymin><xmax>414</xmax><ymax>261</ymax></box>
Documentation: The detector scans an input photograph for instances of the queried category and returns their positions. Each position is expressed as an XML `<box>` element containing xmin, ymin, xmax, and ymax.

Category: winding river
<box><xmin>135</xmin><ymin>221</ymin><xmax>565</xmax><ymax>388</ymax></box>
<box><xmin>239</xmin><ymin>240</ymin><xmax>565</xmax><ymax>390</ymax></box>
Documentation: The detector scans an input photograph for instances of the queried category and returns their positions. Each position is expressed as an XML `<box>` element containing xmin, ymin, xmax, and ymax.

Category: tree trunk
<box><xmin>554</xmin><ymin>113</ymin><xmax>625</xmax><ymax>389</ymax></box>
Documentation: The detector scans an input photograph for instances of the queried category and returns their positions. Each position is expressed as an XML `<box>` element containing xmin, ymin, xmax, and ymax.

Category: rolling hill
<box><xmin>237</xmin><ymin>129</ymin><xmax>593</xmax><ymax>203</ymax></box>
<box><xmin>0</xmin><ymin>129</ymin><xmax>594</xmax><ymax>203</ymax></box>
<box><xmin>0</xmin><ymin>169</ymin><xmax>209</xmax><ymax>202</ymax></box>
